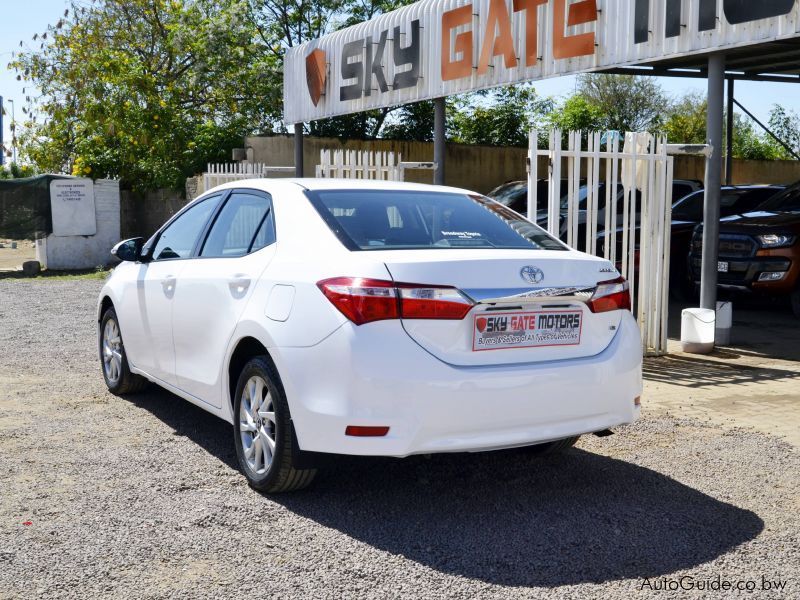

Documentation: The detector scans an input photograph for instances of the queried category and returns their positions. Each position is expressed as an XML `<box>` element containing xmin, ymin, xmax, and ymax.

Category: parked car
<box><xmin>558</xmin><ymin>179</ymin><xmax>702</xmax><ymax>253</ymax></box>
<box><xmin>600</xmin><ymin>185</ymin><xmax>785</xmax><ymax>296</ymax></box>
<box><xmin>689</xmin><ymin>182</ymin><xmax>800</xmax><ymax>316</ymax></box>
<box><xmin>98</xmin><ymin>179</ymin><xmax>642</xmax><ymax>493</ymax></box>
<box><xmin>487</xmin><ymin>179</ymin><xmax>574</xmax><ymax>215</ymax></box>
<box><xmin>488</xmin><ymin>180</ymin><xmax>701</xmax><ymax>225</ymax></box>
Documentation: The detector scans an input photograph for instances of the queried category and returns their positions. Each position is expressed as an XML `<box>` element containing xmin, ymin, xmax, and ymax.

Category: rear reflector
<box><xmin>318</xmin><ymin>277</ymin><xmax>473</xmax><ymax>325</ymax></box>
<box><xmin>586</xmin><ymin>276</ymin><xmax>632</xmax><ymax>313</ymax></box>
<box><xmin>345</xmin><ymin>426</ymin><xmax>390</xmax><ymax>437</ymax></box>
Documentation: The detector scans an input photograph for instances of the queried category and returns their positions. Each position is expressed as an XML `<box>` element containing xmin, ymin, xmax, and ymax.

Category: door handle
<box><xmin>229</xmin><ymin>275</ymin><xmax>251</xmax><ymax>297</ymax></box>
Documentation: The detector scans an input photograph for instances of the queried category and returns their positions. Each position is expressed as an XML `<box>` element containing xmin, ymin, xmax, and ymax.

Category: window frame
<box><xmin>198</xmin><ymin>189</ymin><xmax>276</xmax><ymax>259</ymax></box>
<box><xmin>142</xmin><ymin>188</ymin><xmax>275</xmax><ymax>263</ymax></box>
<box><xmin>143</xmin><ymin>192</ymin><xmax>227</xmax><ymax>262</ymax></box>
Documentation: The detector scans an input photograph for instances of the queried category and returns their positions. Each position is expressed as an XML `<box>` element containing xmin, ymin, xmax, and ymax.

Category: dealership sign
<box><xmin>284</xmin><ymin>0</ymin><xmax>800</xmax><ymax>124</ymax></box>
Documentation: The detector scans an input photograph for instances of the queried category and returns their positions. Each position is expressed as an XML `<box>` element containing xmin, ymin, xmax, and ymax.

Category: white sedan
<box><xmin>98</xmin><ymin>179</ymin><xmax>641</xmax><ymax>492</ymax></box>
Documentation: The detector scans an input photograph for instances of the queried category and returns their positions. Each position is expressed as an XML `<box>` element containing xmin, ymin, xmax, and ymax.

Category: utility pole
<box><xmin>0</xmin><ymin>95</ymin><xmax>4</xmax><ymax>167</ymax></box>
<box><xmin>8</xmin><ymin>98</ymin><xmax>16</xmax><ymax>165</ymax></box>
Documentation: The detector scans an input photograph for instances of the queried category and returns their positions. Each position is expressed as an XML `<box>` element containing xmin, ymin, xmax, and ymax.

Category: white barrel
<box><xmin>681</xmin><ymin>308</ymin><xmax>716</xmax><ymax>354</ymax></box>
<box><xmin>715</xmin><ymin>301</ymin><xmax>733</xmax><ymax>346</ymax></box>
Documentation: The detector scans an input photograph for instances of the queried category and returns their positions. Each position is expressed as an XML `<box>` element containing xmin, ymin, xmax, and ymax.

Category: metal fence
<box><xmin>202</xmin><ymin>163</ymin><xmax>294</xmax><ymax>191</ymax></box>
<box><xmin>529</xmin><ymin>129</ymin><xmax>674</xmax><ymax>356</ymax></box>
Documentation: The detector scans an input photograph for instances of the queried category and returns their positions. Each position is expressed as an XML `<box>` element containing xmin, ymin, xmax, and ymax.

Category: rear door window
<box><xmin>307</xmin><ymin>190</ymin><xmax>566</xmax><ymax>251</ymax></box>
<box><xmin>200</xmin><ymin>192</ymin><xmax>273</xmax><ymax>258</ymax></box>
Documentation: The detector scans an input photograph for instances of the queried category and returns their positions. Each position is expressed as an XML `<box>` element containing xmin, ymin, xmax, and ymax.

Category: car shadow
<box><xmin>128</xmin><ymin>387</ymin><xmax>764</xmax><ymax>588</ymax></box>
<box><xmin>127</xmin><ymin>386</ymin><xmax>239</xmax><ymax>471</ymax></box>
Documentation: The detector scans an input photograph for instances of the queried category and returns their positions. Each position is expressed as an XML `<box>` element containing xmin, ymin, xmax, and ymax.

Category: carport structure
<box><xmin>284</xmin><ymin>0</ymin><xmax>800</xmax><ymax>313</ymax></box>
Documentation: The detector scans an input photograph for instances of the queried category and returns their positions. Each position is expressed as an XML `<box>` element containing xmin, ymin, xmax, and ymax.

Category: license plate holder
<box><xmin>472</xmin><ymin>310</ymin><xmax>582</xmax><ymax>351</ymax></box>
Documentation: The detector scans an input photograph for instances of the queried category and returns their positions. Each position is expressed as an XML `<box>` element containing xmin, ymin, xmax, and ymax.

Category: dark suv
<box><xmin>689</xmin><ymin>183</ymin><xmax>800</xmax><ymax>316</ymax></box>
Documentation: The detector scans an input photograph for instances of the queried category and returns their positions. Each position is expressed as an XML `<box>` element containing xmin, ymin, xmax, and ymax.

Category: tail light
<box><xmin>586</xmin><ymin>276</ymin><xmax>631</xmax><ymax>313</ymax></box>
<box><xmin>317</xmin><ymin>277</ymin><xmax>473</xmax><ymax>325</ymax></box>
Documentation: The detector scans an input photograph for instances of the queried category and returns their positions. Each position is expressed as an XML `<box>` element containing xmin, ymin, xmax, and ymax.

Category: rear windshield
<box><xmin>306</xmin><ymin>189</ymin><xmax>566</xmax><ymax>251</ymax></box>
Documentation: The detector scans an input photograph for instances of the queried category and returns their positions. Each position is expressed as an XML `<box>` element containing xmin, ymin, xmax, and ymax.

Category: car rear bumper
<box><xmin>271</xmin><ymin>313</ymin><xmax>642</xmax><ymax>457</ymax></box>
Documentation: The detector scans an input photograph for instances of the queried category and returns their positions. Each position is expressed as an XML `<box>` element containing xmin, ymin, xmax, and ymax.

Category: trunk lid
<box><xmin>379</xmin><ymin>249</ymin><xmax>624</xmax><ymax>366</ymax></box>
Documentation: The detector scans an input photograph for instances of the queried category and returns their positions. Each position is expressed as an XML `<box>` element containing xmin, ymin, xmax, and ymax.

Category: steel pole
<box><xmin>8</xmin><ymin>99</ymin><xmax>15</xmax><ymax>165</ymax></box>
<box><xmin>294</xmin><ymin>123</ymin><xmax>304</xmax><ymax>178</ymax></box>
<box><xmin>0</xmin><ymin>95</ymin><xmax>4</xmax><ymax>167</ymax></box>
<box><xmin>700</xmin><ymin>54</ymin><xmax>725</xmax><ymax>312</ymax></box>
<box><xmin>726</xmin><ymin>78</ymin><xmax>734</xmax><ymax>185</ymax></box>
<box><xmin>433</xmin><ymin>97</ymin><xmax>446</xmax><ymax>185</ymax></box>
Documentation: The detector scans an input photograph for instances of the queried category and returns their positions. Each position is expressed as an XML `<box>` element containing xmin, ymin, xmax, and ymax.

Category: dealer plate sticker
<box><xmin>472</xmin><ymin>311</ymin><xmax>583</xmax><ymax>351</ymax></box>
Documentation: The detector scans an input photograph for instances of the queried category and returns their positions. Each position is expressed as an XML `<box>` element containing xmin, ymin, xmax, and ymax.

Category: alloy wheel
<box><xmin>239</xmin><ymin>376</ymin><xmax>277</xmax><ymax>475</ymax></box>
<box><xmin>102</xmin><ymin>318</ymin><xmax>123</xmax><ymax>385</ymax></box>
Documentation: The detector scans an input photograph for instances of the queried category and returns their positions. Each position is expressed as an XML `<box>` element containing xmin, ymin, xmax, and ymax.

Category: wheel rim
<box><xmin>102</xmin><ymin>318</ymin><xmax>123</xmax><ymax>385</ymax></box>
<box><xmin>239</xmin><ymin>375</ymin><xmax>277</xmax><ymax>475</ymax></box>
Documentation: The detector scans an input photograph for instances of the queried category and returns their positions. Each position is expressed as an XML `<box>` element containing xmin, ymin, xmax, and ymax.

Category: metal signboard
<box><xmin>284</xmin><ymin>0</ymin><xmax>800</xmax><ymax>124</ymax></box>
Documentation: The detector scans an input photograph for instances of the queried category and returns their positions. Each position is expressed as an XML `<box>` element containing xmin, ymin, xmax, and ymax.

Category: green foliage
<box><xmin>663</xmin><ymin>92</ymin><xmax>707</xmax><ymax>146</ymax></box>
<box><xmin>381</xmin><ymin>101</ymin><xmax>436</xmax><ymax>142</ymax></box>
<box><xmin>12</xmin><ymin>0</ymin><xmax>280</xmax><ymax>190</ymax></box>
<box><xmin>663</xmin><ymin>93</ymin><xmax>792</xmax><ymax>161</ymax></box>
<box><xmin>547</xmin><ymin>95</ymin><xmax>605</xmax><ymax>132</ymax></box>
<box><xmin>767</xmin><ymin>105</ymin><xmax>800</xmax><ymax>159</ymax></box>
<box><xmin>732</xmin><ymin>115</ymin><xmax>784</xmax><ymax>161</ymax></box>
<box><xmin>577</xmin><ymin>74</ymin><xmax>669</xmax><ymax>132</ymax></box>
<box><xmin>449</xmin><ymin>86</ymin><xmax>554</xmax><ymax>147</ymax></box>
<box><xmin>0</xmin><ymin>163</ymin><xmax>37</xmax><ymax>180</ymax></box>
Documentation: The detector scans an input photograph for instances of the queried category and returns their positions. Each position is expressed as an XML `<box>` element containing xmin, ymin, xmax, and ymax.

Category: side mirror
<box><xmin>111</xmin><ymin>238</ymin><xmax>145</xmax><ymax>262</ymax></box>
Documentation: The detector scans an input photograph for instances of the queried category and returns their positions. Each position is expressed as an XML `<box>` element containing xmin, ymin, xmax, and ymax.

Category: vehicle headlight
<box><xmin>757</xmin><ymin>234</ymin><xmax>796</xmax><ymax>248</ymax></box>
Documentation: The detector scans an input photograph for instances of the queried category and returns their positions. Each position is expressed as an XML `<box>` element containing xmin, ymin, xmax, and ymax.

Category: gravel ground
<box><xmin>0</xmin><ymin>279</ymin><xmax>797</xmax><ymax>599</ymax></box>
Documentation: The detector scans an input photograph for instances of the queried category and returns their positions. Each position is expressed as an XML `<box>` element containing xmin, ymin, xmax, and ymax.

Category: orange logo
<box><xmin>306</xmin><ymin>48</ymin><xmax>327</xmax><ymax>106</ymax></box>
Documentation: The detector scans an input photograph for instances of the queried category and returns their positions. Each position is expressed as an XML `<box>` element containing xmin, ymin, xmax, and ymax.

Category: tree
<box><xmin>11</xmin><ymin>0</ymin><xmax>280</xmax><ymax>190</ymax></box>
<box><xmin>449</xmin><ymin>86</ymin><xmax>554</xmax><ymax>147</ymax></box>
<box><xmin>663</xmin><ymin>92</ymin><xmax>707</xmax><ymax>146</ymax></box>
<box><xmin>0</xmin><ymin>163</ymin><xmax>37</xmax><ymax>180</ymax></box>
<box><xmin>662</xmin><ymin>93</ymin><xmax>791</xmax><ymax>160</ymax></box>
<box><xmin>732</xmin><ymin>115</ymin><xmax>784</xmax><ymax>161</ymax></box>
<box><xmin>245</xmin><ymin>0</ymin><xmax>412</xmax><ymax>139</ymax></box>
<box><xmin>547</xmin><ymin>95</ymin><xmax>605</xmax><ymax>132</ymax></box>
<box><xmin>577</xmin><ymin>74</ymin><xmax>670</xmax><ymax>132</ymax></box>
<box><xmin>767</xmin><ymin>104</ymin><xmax>800</xmax><ymax>159</ymax></box>
<box><xmin>381</xmin><ymin>101</ymin><xmax>436</xmax><ymax>142</ymax></box>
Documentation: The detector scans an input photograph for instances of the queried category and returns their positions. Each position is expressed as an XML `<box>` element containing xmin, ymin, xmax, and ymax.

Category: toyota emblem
<box><xmin>520</xmin><ymin>266</ymin><xmax>544</xmax><ymax>284</ymax></box>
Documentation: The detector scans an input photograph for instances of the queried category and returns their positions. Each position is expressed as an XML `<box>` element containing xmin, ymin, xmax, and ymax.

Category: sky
<box><xmin>2</xmin><ymin>0</ymin><xmax>800</xmax><ymax>165</ymax></box>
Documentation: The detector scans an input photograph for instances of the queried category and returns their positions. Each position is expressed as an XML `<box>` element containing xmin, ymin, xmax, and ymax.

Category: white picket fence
<box><xmin>203</xmin><ymin>162</ymin><xmax>294</xmax><ymax>191</ymax></box>
<box><xmin>316</xmin><ymin>149</ymin><xmax>435</xmax><ymax>181</ymax></box>
<box><xmin>529</xmin><ymin>129</ymin><xmax>674</xmax><ymax>356</ymax></box>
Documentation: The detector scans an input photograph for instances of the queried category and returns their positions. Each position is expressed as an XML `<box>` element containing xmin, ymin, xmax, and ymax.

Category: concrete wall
<box><xmin>120</xmin><ymin>188</ymin><xmax>187</xmax><ymax>240</ymax></box>
<box><xmin>245</xmin><ymin>134</ymin><xmax>800</xmax><ymax>192</ymax></box>
<box><xmin>245</xmin><ymin>135</ymin><xmax>529</xmax><ymax>193</ymax></box>
<box><xmin>36</xmin><ymin>179</ymin><xmax>121</xmax><ymax>270</ymax></box>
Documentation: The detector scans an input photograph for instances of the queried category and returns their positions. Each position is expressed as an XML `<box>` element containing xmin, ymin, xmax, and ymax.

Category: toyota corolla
<box><xmin>98</xmin><ymin>179</ymin><xmax>642</xmax><ymax>492</ymax></box>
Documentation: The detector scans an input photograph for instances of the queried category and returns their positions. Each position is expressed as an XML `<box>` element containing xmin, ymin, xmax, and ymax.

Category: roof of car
<box><xmin>206</xmin><ymin>177</ymin><xmax>476</xmax><ymax>196</ymax></box>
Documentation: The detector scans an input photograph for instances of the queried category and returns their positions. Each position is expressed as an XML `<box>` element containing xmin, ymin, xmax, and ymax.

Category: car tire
<box><xmin>232</xmin><ymin>356</ymin><xmax>316</xmax><ymax>493</ymax></box>
<box><xmin>791</xmin><ymin>288</ymin><xmax>800</xmax><ymax>318</ymax></box>
<box><xmin>522</xmin><ymin>435</ymin><xmax>581</xmax><ymax>455</ymax></box>
<box><xmin>99</xmin><ymin>307</ymin><xmax>148</xmax><ymax>395</ymax></box>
